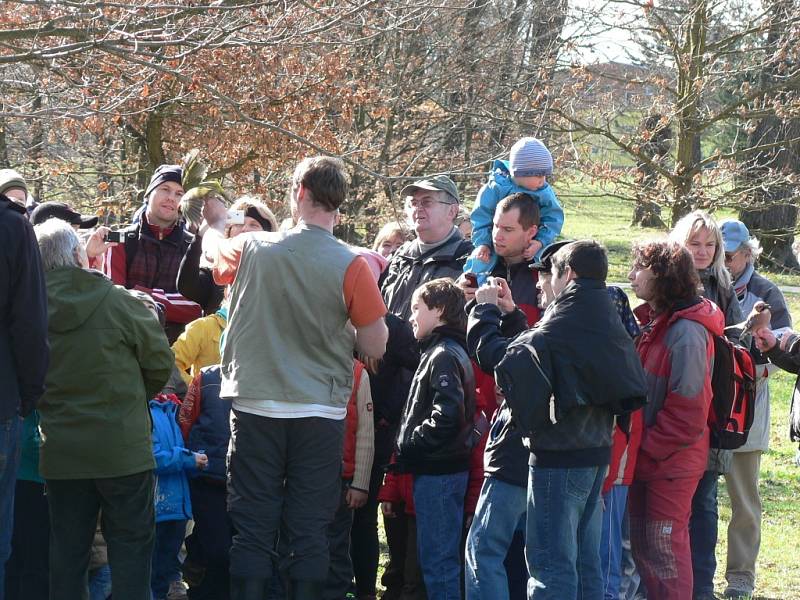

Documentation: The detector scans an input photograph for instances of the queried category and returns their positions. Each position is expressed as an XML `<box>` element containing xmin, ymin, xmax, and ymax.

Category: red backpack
<box><xmin>708</xmin><ymin>334</ymin><xmax>757</xmax><ymax>449</ymax></box>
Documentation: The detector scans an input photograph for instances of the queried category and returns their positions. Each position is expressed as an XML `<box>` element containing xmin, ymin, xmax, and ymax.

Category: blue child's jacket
<box><xmin>150</xmin><ymin>394</ymin><xmax>195</xmax><ymax>522</ymax></box>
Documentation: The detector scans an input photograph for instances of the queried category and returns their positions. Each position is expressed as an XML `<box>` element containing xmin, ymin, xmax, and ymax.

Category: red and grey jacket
<box><xmin>633</xmin><ymin>298</ymin><xmax>724</xmax><ymax>482</ymax></box>
<box><xmin>342</xmin><ymin>361</ymin><xmax>365</xmax><ymax>481</ymax></box>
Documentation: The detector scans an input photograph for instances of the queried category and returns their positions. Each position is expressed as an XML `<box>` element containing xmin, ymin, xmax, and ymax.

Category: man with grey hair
<box><xmin>720</xmin><ymin>219</ymin><xmax>791</xmax><ymax>599</ymax></box>
<box><xmin>33</xmin><ymin>218</ymin><xmax>174</xmax><ymax>600</ymax></box>
<box><xmin>0</xmin><ymin>191</ymin><xmax>48</xmax><ymax>600</ymax></box>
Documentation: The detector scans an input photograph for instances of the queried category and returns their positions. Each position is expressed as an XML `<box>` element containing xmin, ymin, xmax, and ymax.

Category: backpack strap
<box><xmin>123</xmin><ymin>223</ymin><xmax>141</xmax><ymax>274</ymax></box>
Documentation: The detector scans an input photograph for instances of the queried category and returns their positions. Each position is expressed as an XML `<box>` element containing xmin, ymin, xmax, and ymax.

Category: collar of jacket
<box><xmin>420</xmin><ymin>325</ymin><xmax>468</xmax><ymax>352</ymax></box>
<box><xmin>396</xmin><ymin>230</ymin><xmax>471</xmax><ymax>264</ymax></box>
<box><xmin>0</xmin><ymin>194</ymin><xmax>26</xmax><ymax>215</ymax></box>
<box><xmin>139</xmin><ymin>214</ymin><xmax>189</xmax><ymax>246</ymax></box>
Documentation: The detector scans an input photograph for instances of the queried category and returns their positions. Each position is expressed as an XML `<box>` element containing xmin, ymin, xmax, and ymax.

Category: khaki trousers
<box><xmin>724</xmin><ymin>450</ymin><xmax>762</xmax><ymax>591</ymax></box>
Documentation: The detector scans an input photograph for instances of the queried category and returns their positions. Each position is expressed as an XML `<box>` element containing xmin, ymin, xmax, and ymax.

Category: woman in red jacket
<box><xmin>627</xmin><ymin>241</ymin><xmax>725</xmax><ymax>600</ymax></box>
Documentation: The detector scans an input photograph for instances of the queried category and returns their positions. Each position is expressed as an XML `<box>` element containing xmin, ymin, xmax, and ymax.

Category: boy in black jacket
<box><xmin>394</xmin><ymin>278</ymin><xmax>475</xmax><ymax>600</ymax></box>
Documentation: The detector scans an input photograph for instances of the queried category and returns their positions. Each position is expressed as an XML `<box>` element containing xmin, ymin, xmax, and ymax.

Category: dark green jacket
<box><xmin>38</xmin><ymin>267</ymin><xmax>173</xmax><ymax>479</ymax></box>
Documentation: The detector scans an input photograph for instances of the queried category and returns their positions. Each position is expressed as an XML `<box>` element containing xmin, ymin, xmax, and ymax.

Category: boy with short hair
<box><xmin>394</xmin><ymin>278</ymin><xmax>475</xmax><ymax>599</ymax></box>
<box><xmin>465</xmin><ymin>137</ymin><xmax>564</xmax><ymax>283</ymax></box>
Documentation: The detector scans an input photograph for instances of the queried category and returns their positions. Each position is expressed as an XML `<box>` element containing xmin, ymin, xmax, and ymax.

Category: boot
<box><xmin>230</xmin><ymin>576</ymin><xmax>269</xmax><ymax>600</ymax></box>
<box><xmin>286</xmin><ymin>578</ymin><xmax>325</xmax><ymax>600</ymax></box>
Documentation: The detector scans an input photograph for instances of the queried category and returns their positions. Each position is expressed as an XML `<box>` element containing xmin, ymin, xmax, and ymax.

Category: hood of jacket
<box><xmin>636</xmin><ymin>296</ymin><xmax>725</xmax><ymax>340</ymax></box>
<box><xmin>46</xmin><ymin>267</ymin><xmax>114</xmax><ymax>334</ymax></box>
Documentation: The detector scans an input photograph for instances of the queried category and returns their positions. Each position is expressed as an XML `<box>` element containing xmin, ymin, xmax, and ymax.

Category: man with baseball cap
<box><xmin>719</xmin><ymin>219</ymin><xmax>791</xmax><ymax>598</ymax></box>
<box><xmin>0</xmin><ymin>169</ymin><xmax>29</xmax><ymax>208</ymax></box>
<box><xmin>104</xmin><ymin>164</ymin><xmax>200</xmax><ymax>342</ymax></box>
<box><xmin>351</xmin><ymin>174</ymin><xmax>473</xmax><ymax>600</ymax></box>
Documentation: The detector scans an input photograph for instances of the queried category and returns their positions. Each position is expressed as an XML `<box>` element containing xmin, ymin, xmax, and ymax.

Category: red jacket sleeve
<box><xmin>105</xmin><ymin>243</ymin><xmax>127</xmax><ymax>286</ymax></box>
<box><xmin>179</xmin><ymin>373</ymin><xmax>203</xmax><ymax>442</ymax></box>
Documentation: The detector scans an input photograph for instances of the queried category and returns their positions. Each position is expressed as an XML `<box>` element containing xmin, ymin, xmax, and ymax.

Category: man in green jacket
<box><xmin>33</xmin><ymin>218</ymin><xmax>174</xmax><ymax>600</ymax></box>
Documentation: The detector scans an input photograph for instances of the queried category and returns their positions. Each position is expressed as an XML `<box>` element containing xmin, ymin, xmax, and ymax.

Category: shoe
<box><xmin>167</xmin><ymin>580</ymin><xmax>189</xmax><ymax>600</ymax></box>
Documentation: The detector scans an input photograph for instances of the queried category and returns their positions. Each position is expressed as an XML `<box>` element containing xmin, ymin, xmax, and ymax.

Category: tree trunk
<box><xmin>738</xmin><ymin>0</ymin><xmax>799</xmax><ymax>269</ymax></box>
<box><xmin>0</xmin><ymin>116</ymin><xmax>9</xmax><ymax>168</ymax></box>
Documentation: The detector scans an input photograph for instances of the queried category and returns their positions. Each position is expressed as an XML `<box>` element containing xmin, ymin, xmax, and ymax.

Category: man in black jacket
<box><xmin>0</xmin><ymin>192</ymin><xmax>49</xmax><ymax>589</ymax></box>
<box><xmin>468</xmin><ymin>240</ymin><xmax>647</xmax><ymax>600</ymax></box>
<box><xmin>351</xmin><ymin>174</ymin><xmax>473</xmax><ymax>599</ymax></box>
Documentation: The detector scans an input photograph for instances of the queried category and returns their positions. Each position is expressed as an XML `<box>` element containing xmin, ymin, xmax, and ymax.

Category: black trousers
<box><xmin>46</xmin><ymin>470</ymin><xmax>155</xmax><ymax>600</ymax></box>
<box><xmin>5</xmin><ymin>479</ymin><xmax>49</xmax><ymax>600</ymax></box>
<box><xmin>227</xmin><ymin>410</ymin><xmax>344</xmax><ymax>582</ymax></box>
<box><xmin>350</xmin><ymin>420</ymin><xmax>397</xmax><ymax>596</ymax></box>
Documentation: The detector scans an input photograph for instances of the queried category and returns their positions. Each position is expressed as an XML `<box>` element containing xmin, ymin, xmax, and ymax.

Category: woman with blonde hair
<box><xmin>668</xmin><ymin>209</ymin><xmax>745</xmax><ymax>600</ymax></box>
<box><xmin>177</xmin><ymin>195</ymin><xmax>277</xmax><ymax>315</ymax></box>
<box><xmin>372</xmin><ymin>221</ymin><xmax>408</xmax><ymax>259</ymax></box>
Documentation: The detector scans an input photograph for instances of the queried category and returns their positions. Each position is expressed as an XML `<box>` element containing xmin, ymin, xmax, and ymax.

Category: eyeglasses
<box><xmin>724</xmin><ymin>250</ymin><xmax>741</xmax><ymax>262</ymax></box>
<box><xmin>404</xmin><ymin>198</ymin><xmax>454</xmax><ymax>211</ymax></box>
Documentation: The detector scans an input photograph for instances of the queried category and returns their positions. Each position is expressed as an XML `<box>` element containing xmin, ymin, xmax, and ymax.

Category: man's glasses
<box><xmin>404</xmin><ymin>198</ymin><xmax>454</xmax><ymax>211</ymax></box>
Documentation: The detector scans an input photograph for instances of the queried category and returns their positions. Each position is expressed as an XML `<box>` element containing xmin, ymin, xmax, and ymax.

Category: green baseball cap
<box><xmin>400</xmin><ymin>175</ymin><xmax>459</xmax><ymax>203</ymax></box>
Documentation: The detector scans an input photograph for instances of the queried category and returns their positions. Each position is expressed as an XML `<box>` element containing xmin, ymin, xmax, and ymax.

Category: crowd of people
<box><xmin>0</xmin><ymin>135</ymin><xmax>798</xmax><ymax>600</ymax></box>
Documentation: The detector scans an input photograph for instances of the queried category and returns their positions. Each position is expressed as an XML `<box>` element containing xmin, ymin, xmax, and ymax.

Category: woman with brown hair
<box><xmin>628</xmin><ymin>240</ymin><xmax>724</xmax><ymax>600</ymax></box>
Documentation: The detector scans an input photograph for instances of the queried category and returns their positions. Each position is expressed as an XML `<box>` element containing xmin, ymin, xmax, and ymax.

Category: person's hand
<box><xmin>84</xmin><ymin>226</ymin><xmax>117</xmax><ymax>259</ymax></box>
<box><xmin>522</xmin><ymin>239</ymin><xmax>543</xmax><ymax>261</ymax></box>
<box><xmin>475</xmin><ymin>277</ymin><xmax>500</xmax><ymax>306</ymax></box>
<box><xmin>201</xmin><ymin>196</ymin><xmax>228</xmax><ymax>234</ymax></box>
<box><xmin>456</xmin><ymin>273</ymin><xmax>478</xmax><ymax>301</ymax></box>
<box><xmin>346</xmin><ymin>487</ymin><xmax>368</xmax><ymax>509</ymax></box>
<box><xmin>360</xmin><ymin>354</ymin><xmax>381</xmax><ymax>374</ymax></box>
<box><xmin>753</xmin><ymin>327</ymin><xmax>777</xmax><ymax>352</ymax></box>
<box><xmin>475</xmin><ymin>244</ymin><xmax>491</xmax><ymax>263</ymax></box>
<box><xmin>194</xmin><ymin>452</ymin><xmax>209</xmax><ymax>470</ymax></box>
<box><xmin>381</xmin><ymin>501</ymin><xmax>396</xmax><ymax>518</ymax></box>
<box><xmin>494</xmin><ymin>277</ymin><xmax>516</xmax><ymax>314</ymax></box>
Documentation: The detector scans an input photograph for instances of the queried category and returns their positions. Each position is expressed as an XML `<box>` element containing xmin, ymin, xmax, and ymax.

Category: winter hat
<box><xmin>143</xmin><ymin>164</ymin><xmax>183</xmax><ymax>199</ymax></box>
<box><xmin>509</xmin><ymin>137</ymin><xmax>553</xmax><ymax>178</ymax></box>
<box><xmin>0</xmin><ymin>168</ymin><xmax>28</xmax><ymax>197</ymax></box>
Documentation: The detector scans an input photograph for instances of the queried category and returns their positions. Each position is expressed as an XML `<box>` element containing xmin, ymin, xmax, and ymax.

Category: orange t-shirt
<box><xmin>212</xmin><ymin>233</ymin><xmax>386</xmax><ymax>327</ymax></box>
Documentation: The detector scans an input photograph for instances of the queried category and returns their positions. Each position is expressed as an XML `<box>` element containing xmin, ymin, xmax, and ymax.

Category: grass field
<box><xmin>379</xmin><ymin>182</ymin><xmax>800</xmax><ymax>599</ymax></box>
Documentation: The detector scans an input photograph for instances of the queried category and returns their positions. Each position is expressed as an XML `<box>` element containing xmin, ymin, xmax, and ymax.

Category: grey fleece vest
<box><xmin>220</xmin><ymin>224</ymin><xmax>356</xmax><ymax>413</ymax></box>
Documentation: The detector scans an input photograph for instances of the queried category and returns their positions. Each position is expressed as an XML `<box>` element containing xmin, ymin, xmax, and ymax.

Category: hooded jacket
<box><xmin>0</xmin><ymin>195</ymin><xmax>48</xmax><ymax>420</ymax></box>
<box><xmin>633</xmin><ymin>298</ymin><xmax>725</xmax><ymax>482</ymax></box>
<box><xmin>469</xmin><ymin>278</ymin><xmax>647</xmax><ymax>468</ymax></box>
<box><xmin>470</xmin><ymin>159</ymin><xmax>564</xmax><ymax>257</ymax></box>
<box><xmin>37</xmin><ymin>267</ymin><xmax>174</xmax><ymax>479</ymax></box>
<box><xmin>151</xmin><ymin>393</ymin><xmax>195</xmax><ymax>522</ymax></box>
<box><xmin>395</xmin><ymin>326</ymin><xmax>476</xmax><ymax>475</ymax></box>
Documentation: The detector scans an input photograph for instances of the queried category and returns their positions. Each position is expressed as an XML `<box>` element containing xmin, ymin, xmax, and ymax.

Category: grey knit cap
<box><xmin>0</xmin><ymin>169</ymin><xmax>28</xmax><ymax>197</ymax></box>
<box><xmin>509</xmin><ymin>137</ymin><xmax>553</xmax><ymax>178</ymax></box>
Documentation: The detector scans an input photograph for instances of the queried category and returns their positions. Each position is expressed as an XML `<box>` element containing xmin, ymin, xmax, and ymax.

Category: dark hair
<box><xmin>413</xmin><ymin>278</ymin><xmax>467</xmax><ymax>330</ymax></box>
<box><xmin>631</xmin><ymin>241</ymin><xmax>700</xmax><ymax>311</ymax></box>
<box><xmin>551</xmin><ymin>239</ymin><xmax>608</xmax><ymax>281</ymax></box>
<box><xmin>497</xmin><ymin>193</ymin><xmax>541</xmax><ymax>230</ymax></box>
<box><xmin>291</xmin><ymin>156</ymin><xmax>349</xmax><ymax>211</ymax></box>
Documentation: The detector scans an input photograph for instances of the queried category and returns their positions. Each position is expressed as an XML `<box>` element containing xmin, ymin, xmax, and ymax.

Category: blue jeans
<box><xmin>465</xmin><ymin>477</ymin><xmax>527</xmax><ymax>600</ymax></box>
<box><xmin>89</xmin><ymin>564</ymin><xmax>112</xmax><ymax>600</ymax></box>
<box><xmin>151</xmin><ymin>519</ymin><xmax>187</xmax><ymax>599</ymax></box>
<box><xmin>413</xmin><ymin>471</ymin><xmax>468</xmax><ymax>600</ymax></box>
<box><xmin>599</xmin><ymin>485</ymin><xmax>628</xmax><ymax>600</ymax></box>
<box><xmin>0</xmin><ymin>416</ymin><xmax>22</xmax><ymax>600</ymax></box>
<box><xmin>526</xmin><ymin>464</ymin><xmax>605</xmax><ymax>600</ymax></box>
<box><xmin>690</xmin><ymin>470</ymin><xmax>719</xmax><ymax>595</ymax></box>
